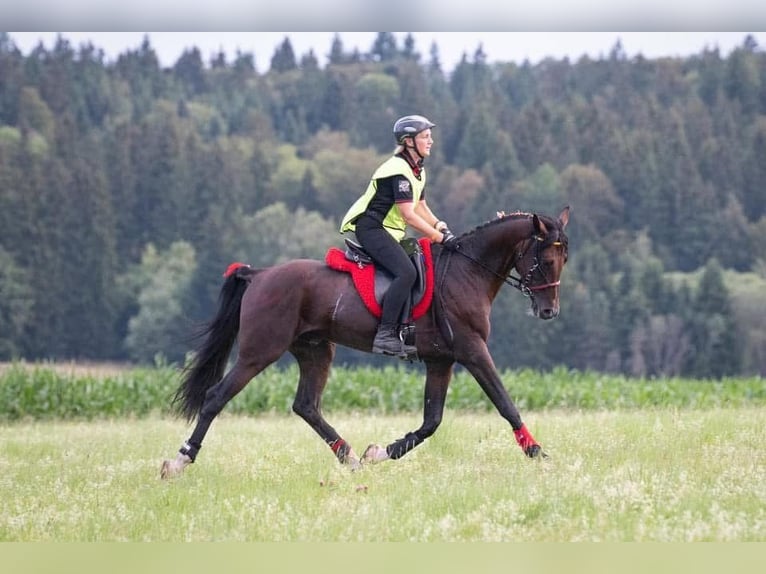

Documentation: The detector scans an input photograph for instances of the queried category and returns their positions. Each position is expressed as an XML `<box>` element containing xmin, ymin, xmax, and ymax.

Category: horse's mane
<box><xmin>454</xmin><ymin>210</ymin><xmax>566</xmax><ymax>253</ymax></box>
<box><xmin>458</xmin><ymin>211</ymin><xmax>534</xmax><ymax>240</ymax></box>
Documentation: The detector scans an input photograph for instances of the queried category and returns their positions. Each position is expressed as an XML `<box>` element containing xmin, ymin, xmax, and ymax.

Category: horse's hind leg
<box><xmin>290</xmin><ymin>338</ymin><xmax>361</xmax><ymax>470</ymax></box>
<box><xmin>161</xmin><ymin>356</ymin><xmax>274</xmax><ymax>479</ymax></box>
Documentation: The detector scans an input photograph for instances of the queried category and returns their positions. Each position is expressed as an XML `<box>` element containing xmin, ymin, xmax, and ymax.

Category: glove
<box><xmin>441</xmin><ymin>229</ymin><xmax>459</xmax><ymax>251</ymax></box>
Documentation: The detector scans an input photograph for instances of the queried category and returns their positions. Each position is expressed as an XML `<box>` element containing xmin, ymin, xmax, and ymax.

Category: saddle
<box><xmin>325</xmin><ymin>237</ymin><xmax>435</xmax><ymax>324</ymax></box>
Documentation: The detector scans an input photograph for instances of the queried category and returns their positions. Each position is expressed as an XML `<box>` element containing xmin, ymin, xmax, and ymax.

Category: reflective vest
<box><xmin>339</xmin><ymin>155</ymin><xmax>427</xmax><ymax>241</ymax></box>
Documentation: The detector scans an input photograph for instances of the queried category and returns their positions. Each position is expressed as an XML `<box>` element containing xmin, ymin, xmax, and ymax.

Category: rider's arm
<box><xmin>415</xmin><ymin>199</ymin><xmax>448</xmax><ymax>231</ymax></box>
<box><xmin>398</xmin><ymin>201</ymin><xmax>444</xmax><ymax>242</ymax></box>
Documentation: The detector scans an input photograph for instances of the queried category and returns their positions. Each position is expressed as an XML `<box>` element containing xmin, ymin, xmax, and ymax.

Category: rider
<box><xmin>340</xmin><ymin>115</ymin><xmax>459</xmax><ymax>357</ymax></box>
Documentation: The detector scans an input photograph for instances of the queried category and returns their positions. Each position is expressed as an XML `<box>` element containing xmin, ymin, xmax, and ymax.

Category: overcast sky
<box><xmin>8</xmin><ymin>32</ymin><xmax>764</xmax><ymax>73</ymax></box>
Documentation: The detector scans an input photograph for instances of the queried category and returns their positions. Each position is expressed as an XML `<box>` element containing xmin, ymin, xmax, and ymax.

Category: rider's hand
<box><xmin>441</xmin><ymin>230</ymin><xmax>459</xmax><ymax>251</ymax></box>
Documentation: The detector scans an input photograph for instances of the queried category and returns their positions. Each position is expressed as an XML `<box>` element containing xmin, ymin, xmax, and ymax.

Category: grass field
<box><xmin>2</xmin><ymin>408</ymin><xmax>764</xmax><ymax>542</ymax></box>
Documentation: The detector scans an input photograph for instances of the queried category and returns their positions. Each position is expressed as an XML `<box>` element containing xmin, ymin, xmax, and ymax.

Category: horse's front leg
<box><xmin>362</xmin><ymin>359</ymin><xmax>454</xmax><ymax>463</ymax></box>
<box><xmin>461</xmin><ymin>344</ymin><xmax>546</xmax><ymax>459</ymax></box>
<box><xmin>290</xmin><ymin>339</ymin><xmax>362</xmax><ymax>470</ymax></box>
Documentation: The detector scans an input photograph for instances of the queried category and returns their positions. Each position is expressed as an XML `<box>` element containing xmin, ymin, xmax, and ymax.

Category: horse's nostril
<box><xmin>540</xmin><ymin>309</ymin><xmax>554</xmax><ymax>320</ymax></box>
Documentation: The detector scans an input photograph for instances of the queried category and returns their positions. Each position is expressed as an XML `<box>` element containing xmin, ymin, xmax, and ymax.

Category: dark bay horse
<box><xmin>161</xmin><ymin>207</ymin><xmax>570</xmax><ymax>478</ymax></box>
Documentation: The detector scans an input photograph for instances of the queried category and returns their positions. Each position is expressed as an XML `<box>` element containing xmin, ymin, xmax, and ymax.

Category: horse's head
<box><xmin>513</xmin><ymin>206</ymin><xmax>570</xmax><ymax>320</ymax></box>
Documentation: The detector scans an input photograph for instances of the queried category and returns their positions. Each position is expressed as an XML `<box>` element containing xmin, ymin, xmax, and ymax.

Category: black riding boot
<box><xmin>372</xmin><ymin>323</ymin><xmax>417</xmax><ymax>358</ymax></box>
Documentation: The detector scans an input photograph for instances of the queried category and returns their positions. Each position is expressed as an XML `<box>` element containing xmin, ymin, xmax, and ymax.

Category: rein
<box><xmin>450</xmin><ymin>235</ymin><xmax>561</xmax><ymax>297</ymax></box>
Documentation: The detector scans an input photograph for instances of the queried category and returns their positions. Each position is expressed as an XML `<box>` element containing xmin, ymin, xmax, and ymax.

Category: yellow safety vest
<box><xmin>339</xmin><ymin>155</ymin><xmax>427</xmax><ymax>241</ymax></box>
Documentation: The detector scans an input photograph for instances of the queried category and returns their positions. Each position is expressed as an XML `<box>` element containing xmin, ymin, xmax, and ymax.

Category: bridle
<box><xmin>450</xmin><ymin>234</ymin><xmax>563</xmax><ymax>298</ymax></box>
<box><xmin>510</xmin><ymin>236</ymin><xmax>564</xmax><ymax>297</ymax></box>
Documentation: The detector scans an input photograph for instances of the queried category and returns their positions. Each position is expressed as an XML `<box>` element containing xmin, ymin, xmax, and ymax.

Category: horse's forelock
<box><xmin>537</xmin><ymin>214</ymin><xmax>568</xmax><ymax>248</ymax></box>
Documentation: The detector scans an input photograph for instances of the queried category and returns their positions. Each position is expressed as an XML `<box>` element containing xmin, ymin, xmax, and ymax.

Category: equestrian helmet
<box><xmin>393</xmin><ymin>115</ymin><xmax>436</xmax><ymax>144</ymax></box>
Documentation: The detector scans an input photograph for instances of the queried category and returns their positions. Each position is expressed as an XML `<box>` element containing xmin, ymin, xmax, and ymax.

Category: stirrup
<box><xmin>374</xmin><ymin>342</ymin><xmax>417</xmax><ymax>360</ymax></box>
<box><xmin>372</xmin><ymin>328</ymin><xmax>416</xmax><ymax>359</ymax></box>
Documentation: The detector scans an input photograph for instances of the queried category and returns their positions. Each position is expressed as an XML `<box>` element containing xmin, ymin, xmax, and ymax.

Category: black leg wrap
<box><xmin>386</xmin><ymin>432</ymin><xmax>423</xmax><ymax>460</ymax></box>
<box><xmin>179</xmin><ymin>441</ymin><xmax>201</xmax><ymax>462</ymax></box>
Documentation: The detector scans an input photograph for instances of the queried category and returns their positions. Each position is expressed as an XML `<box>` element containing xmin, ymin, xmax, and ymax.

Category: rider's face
<box><xmin>412</xmin><ymin>129</ymin><xmax>433</xmax><ymax>157</ymax></box>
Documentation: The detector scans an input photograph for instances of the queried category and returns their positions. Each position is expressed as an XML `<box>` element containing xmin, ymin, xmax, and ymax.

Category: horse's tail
<box><xmin>173</xmin><ymin>263</ymin><xmax>256</xmax><ymax>422</ymax></box>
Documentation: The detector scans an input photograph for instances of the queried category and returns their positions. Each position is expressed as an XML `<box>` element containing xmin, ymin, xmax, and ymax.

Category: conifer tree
<box><xmin>685</xmin><ymin>259</ymin><xmax>743</xmax><ymax>377</ymax></box>
<box><xmin>270</xmin><ymin>37</ymin><xmax>297</xmax><ymax>72</ymax></box>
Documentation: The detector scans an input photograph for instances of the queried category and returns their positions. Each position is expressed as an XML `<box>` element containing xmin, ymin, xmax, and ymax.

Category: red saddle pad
<box><xmin>325</xmin><ymin>238</ymin><xmax>434</xmax><ymax>320</ymax></box>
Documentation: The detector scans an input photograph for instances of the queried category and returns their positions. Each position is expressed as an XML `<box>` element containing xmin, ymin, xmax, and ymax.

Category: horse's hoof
<box><xmin>339</xmin><ymin>446</ymin><xmax>363</xmax><ymax>471</ymax></box>
<box><xmin>160</xmin><ymin>453</ymin><xmax>192</xmax><ymax>479</ymax></box>
<box><xmin>160</xmin><ymin>460</ymin><xmax>174</xmax><ymax>479</ymax></box>
<box><xmin>346</xmin><ymin>456</ymin><xmax>363</xmax><ymax>472</ymax></box>
<box><xmin>361</xmin><ymin>444</ymin><xmax>389</xmax><ymax>464</ymax></box>
<box><xmin>525</xmin><ymin>445</ymin><xmax>549</xmax><ymax>459</ymax></box>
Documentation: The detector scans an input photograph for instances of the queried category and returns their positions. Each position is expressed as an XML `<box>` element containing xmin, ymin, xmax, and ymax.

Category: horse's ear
<box><xmin>532</xmin><ymin>214</ymin><xmax>548</xmax><ymax>236</ymax></box>
<box><xmin>558</xmin><ymin>206</ymin><xmax>570</xmax><ymax>230</ymax></box>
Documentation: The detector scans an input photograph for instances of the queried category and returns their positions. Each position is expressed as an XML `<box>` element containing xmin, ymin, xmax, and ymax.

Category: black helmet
<box><xmin>393</xmin><ymin>115</ymin><xmax>436</xmax><ymax>144</ymax></box>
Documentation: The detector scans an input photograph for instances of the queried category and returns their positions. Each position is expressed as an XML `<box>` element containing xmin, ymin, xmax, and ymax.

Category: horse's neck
<box><xmin>438</xmin><ymin>217</ymin><xmax>531</xmax><ymax>298</ymax></box>
<box><xmin>469</xmin><ymin>218</ymin><xmax>531</xmax><ymax>275</ymax></box>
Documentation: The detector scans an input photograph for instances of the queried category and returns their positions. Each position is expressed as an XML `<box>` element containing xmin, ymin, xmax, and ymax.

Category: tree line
<box><xmin>1</xmin><ymin>32</ymin><xmax>765</xmax><ymax>377</ymax></box>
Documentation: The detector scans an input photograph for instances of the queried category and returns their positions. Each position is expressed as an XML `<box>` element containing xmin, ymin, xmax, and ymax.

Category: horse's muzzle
<box><xmin>538</xmin><ymin>307</ymin><xmax>558</xmax><ymax>320</ymax></box>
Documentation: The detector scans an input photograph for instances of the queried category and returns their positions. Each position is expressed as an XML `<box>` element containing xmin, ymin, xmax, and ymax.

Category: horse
<box><xmin>160</xmin><ymin>206</ymin><xmax>570</xmax><ymax>478</ymax></box>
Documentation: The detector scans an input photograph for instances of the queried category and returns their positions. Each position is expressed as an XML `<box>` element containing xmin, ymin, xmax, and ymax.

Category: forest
<box><xmin>0</xmin><ymin>32</ymin><xmax>765</xmax><ymax>377</ymax></box>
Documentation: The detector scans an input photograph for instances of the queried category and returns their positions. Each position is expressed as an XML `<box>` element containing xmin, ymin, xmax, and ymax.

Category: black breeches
<box><xmin>354</xmin><ymin>217</ymin><xmax>417</xmax><ymax>326</ymax></box>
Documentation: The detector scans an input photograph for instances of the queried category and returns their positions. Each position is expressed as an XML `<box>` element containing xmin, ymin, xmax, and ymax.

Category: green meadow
<box><xmin>2</xmin><ymin>408</ymin><xmax>764</xmax><ymax>541</ymax></box>
<box><xmin>1</xmin><ymin>363</ymin><xmax>764</xmax><ymax>541</ymax></box>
